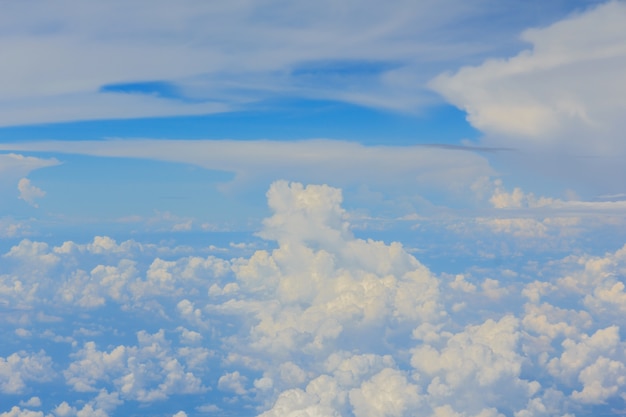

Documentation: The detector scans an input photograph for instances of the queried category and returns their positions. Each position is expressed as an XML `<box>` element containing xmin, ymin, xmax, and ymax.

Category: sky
<box><xmin>2</xmin><ymin>0</ymin><xmax>626</xmax><ymax>416</ymax></box>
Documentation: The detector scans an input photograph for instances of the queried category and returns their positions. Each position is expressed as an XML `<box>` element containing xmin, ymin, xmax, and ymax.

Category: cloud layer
<box><xmin>2</xmin><ymin>180</ymin><xmax>626</xmax><ymax>416</ymax></box>
<box><xmin>0</xmin><ymin>139</ymin><xmax>494</xmax><ymax>202</ymax></box>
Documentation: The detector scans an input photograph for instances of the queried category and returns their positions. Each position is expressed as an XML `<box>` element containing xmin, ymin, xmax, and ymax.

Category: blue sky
<box><xmin>2</xmin><ymin>1</ymin><xmax>626</xmax><ymax>416</ymax></box>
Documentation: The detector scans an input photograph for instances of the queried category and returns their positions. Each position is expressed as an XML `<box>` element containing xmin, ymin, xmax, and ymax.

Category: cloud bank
<box><xmin>2</xmin><ymin>181</ymin><xmax>626</xmax><ymax>416</ymax></box>
<box><xmin>431</xmin><ymin>0</ymin><xmax>626</xmax><ymax>195</ymax></box>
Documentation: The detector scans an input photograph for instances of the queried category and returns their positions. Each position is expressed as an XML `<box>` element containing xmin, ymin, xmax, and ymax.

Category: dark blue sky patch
<box><xmin>99</xmin><ymin>81</ymin><xmax>182</xmax><ymax>100</ymax></box>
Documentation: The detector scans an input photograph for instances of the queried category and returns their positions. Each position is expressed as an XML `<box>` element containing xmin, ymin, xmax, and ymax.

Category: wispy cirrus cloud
<box><xmin>0</xmin><ymin>0</ymin><xmax>601</xmax><ymax>126</ymax></box>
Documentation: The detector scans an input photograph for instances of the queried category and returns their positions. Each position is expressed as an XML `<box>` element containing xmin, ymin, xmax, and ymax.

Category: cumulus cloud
<box><xmin>219</xmin><ymin>181</ymin><xmax>626</xmax><ymax>415</ymax></box>
<box><xmin>431</xmin><ymin>1</ymin><xmax>626</xmax><ymax>195</ymax></box>
<box><xmin>0</xmin><ymin>351</ymin><xmax>55</xmax><ymax>394</ymax></box>
<box><xmin>222</xmin><ymin>181</ymin><xmax>445</xmax><ymax>362</ymax></box>
<box><xmin>411</xmin><ymin>316</ymin><xmax>535</xmax><ymax>413</ymax></box>
<box><xmin>48</xmin><ymin>390</ymin><xmax>122</xmax><ymax>417</ymax></box>
<box><xmin>17</xmin><ymin>178</ymin><xmax>45</xmax><ymax>207</ymax></box>
<box><xmin>218</xmin><ymin>371</ymin><xmax>248</xmax><ymax>395</ymax></box>
<box><xmin>571</xmin><ymin>356</ymin><xmax>626</xmax><ymax>404</ymax></box>
<box><xmin>0</xmin><ymin>407</ymin><xmax>44</xmax><ymax>417</ymax></box>
<box><xmin>3</xmin><ymin>180</ymin><xmax>626</xmax><ymax>415</ymax></box>
<box><xmin>349</xmin><ymin>368</ymin><xmax>421</xmax><ymax>417</ymax></box>
<box><xmin>0</xmin><ymin>233</ymin><xmax>231</xmax><ymax>314</ymax></box>
<box><xmin>64</xmin><ymin>330</ymin><xmax>207</xmax><ymax>401</ymax></box>
<box><xmin>18</xmin><ymin>398</ymin><xmax>41</xmax><ymax>408</ymax></box>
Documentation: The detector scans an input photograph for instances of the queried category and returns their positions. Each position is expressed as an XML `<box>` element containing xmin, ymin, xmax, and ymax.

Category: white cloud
<box><xmin>1</xmin><ymin>240</ymin><xmax>61</xmax><ymax>308</ymax></box>
<box><xmin>349</xmin><ymin>368</ymin><xmax>421</xmax><ymax>417</ymax></box>
<box><xmin>0</xmin><ymin>350</ymin><xmax>55</xmax><ymax>394</ymax></box>
<box><xmin>222</xmin><ymin>182</ymin><xmax>444</xmax><ymax>360</ymax></box>
<box><xmin>64</xmin><ymin>341</ymin><xmax>127</xmax><ymax>392</ymax></box>
<box><xmin>474</xmin><ymin>179</ymin><xmax>626</xmax><ymax>239</ymax></box>
<box><xmin>258</xmin><ymin>181</ymin><xmax>350</xmax><ymax>247</ymax></box>
<box><xmin>522</xmin><ymin>303</ymin><xmax>592</xmax><ymax>341</ymax></box>
<box><xmin>48</xmin><ymin>390</ymin><xmax>122</xmax><ymax>417</ymax></box>
<box><xmin>487</xmin><ymin>180</ymin><xmax>626</xmax><ymax>214</ymax></box>
<box><xmin>19</xmin><ymin>397</ymin><xmax>41</xmax><ymax>408</ymax></box>
<box><xmin>554</xmin><ymin>244</ymin><xmax>626</xmax><ymax>315</ymax></box>
<box><xmin>0</xmin><ymin>155</ymin><xmax>58</xmax><ymax>212</ymax></box>
<box><xmin>217</xmin><ymin>371</ymin><xmax>248</xmax><ymax>395</ymax></box>
<box><xmin>488</xmin><ymin>180</ymin><xmax>555</xmax><ymax>210</ymax></box>
<box><xmin>277</xmin><ymin>362</ymin><xmax>308</xmax><ymax>387</ymax></box>
<box><xmin>431</xmin><ymin>1</ymin><xmax>626</xmax><ymax>194</ymax></box>
<box><xmin>0</xmin><ymin>407</ymin><xmax>44</xmax><ymax>417</ymax></box>
<box><xmin>411</xmin><ymin>316</ymin><xmax>529</xmax><ymax>392</ymax></box>
<box><xmin>0</xmin><ymin>153</ymin><xmax>60</xmax><ymax>178</ymax></box>
<box><xmin>546</xmin><ymin>326</ymin><xmax>620</xmax><ymax>381</ymax></box>
<box><xmin>64</xmin><ymin>330</ymin><xmax>207</xmax><ymax>401</ymax></box>
<box><xmin>4</xmin><ymin>239</ymin><xmax>59</xmax><ymax>265</ymax></box>
<box><xmin>433</xmin><ymin>1</ymin><xmax>626</xmax><ymax>141</ymax></box>
<box><xmin>53</xmin><ymin>402</ymin><xmax>75</xmax><ymax>417</ymax></box>
<box><xmin>0</xmin><ymin>232</ymin><xmax>232</xmax><ymax>319</ymax></box>
<box><xmin>177</xmin><ymin>327</ymin><xmax>203</xmax><ymax>345</ymax></box>
<box><xmin>258</xmin><ymin>386</ymin><xmax>342</xmax><ymax>417</ymax></box>
<box><xmin>17</xmin><ymin>178</ymin><xmax>46</xmax><ymax>207</ymax></box>
<box><xmin>87</xmin><ymin>389</ymin><xmax>123</xmax><ymax>416</ymax></box>
<box><xmin>177</xmin><ymin>299</ymin><xmax>206</xmax><ymax>328</ymax></box>
<box><xmin>4</xmin><ymin>180</ymin><xmax>626</xmax><ymax>415</ymax></box>
<box><xmin>571</xmin><ymin>356</ymin><xmax>626</xmax><ymax>404</ymax></box>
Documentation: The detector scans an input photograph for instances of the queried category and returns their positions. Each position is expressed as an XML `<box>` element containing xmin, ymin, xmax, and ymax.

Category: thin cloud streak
<box><xmin>0</xmin><ymin>139</ymin><xmax>495</xmax><ymax>194</ymax></box>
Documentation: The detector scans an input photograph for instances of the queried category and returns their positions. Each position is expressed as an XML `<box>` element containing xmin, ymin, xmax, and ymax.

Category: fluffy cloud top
<box><xmin>2</xmin><ymin>180</ymin><xmax>626</xmax><ymax>416</ymax></box>
<box><xmin>431</xmin><ymin>1</ymin><xmax>626</xmax><ymax>194</ymax></box>
<box><xmin>432</xmin><ymin>1</ymin><xmax>626</xmax><ymax>145</ymax></box>
<box><xmin>64</xmin><ymin>330</ymin><xmax>207</xmax><ymax>401</ymax></box>
<box><xmin>17</xmin><ymin>179</ymin><xmax>45</xmax><ymax>208</ymax></box>
<box><xmin>0</xmin><ymin>351</ymin><xmax>55</xmax><ymax>394</ymax></box>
